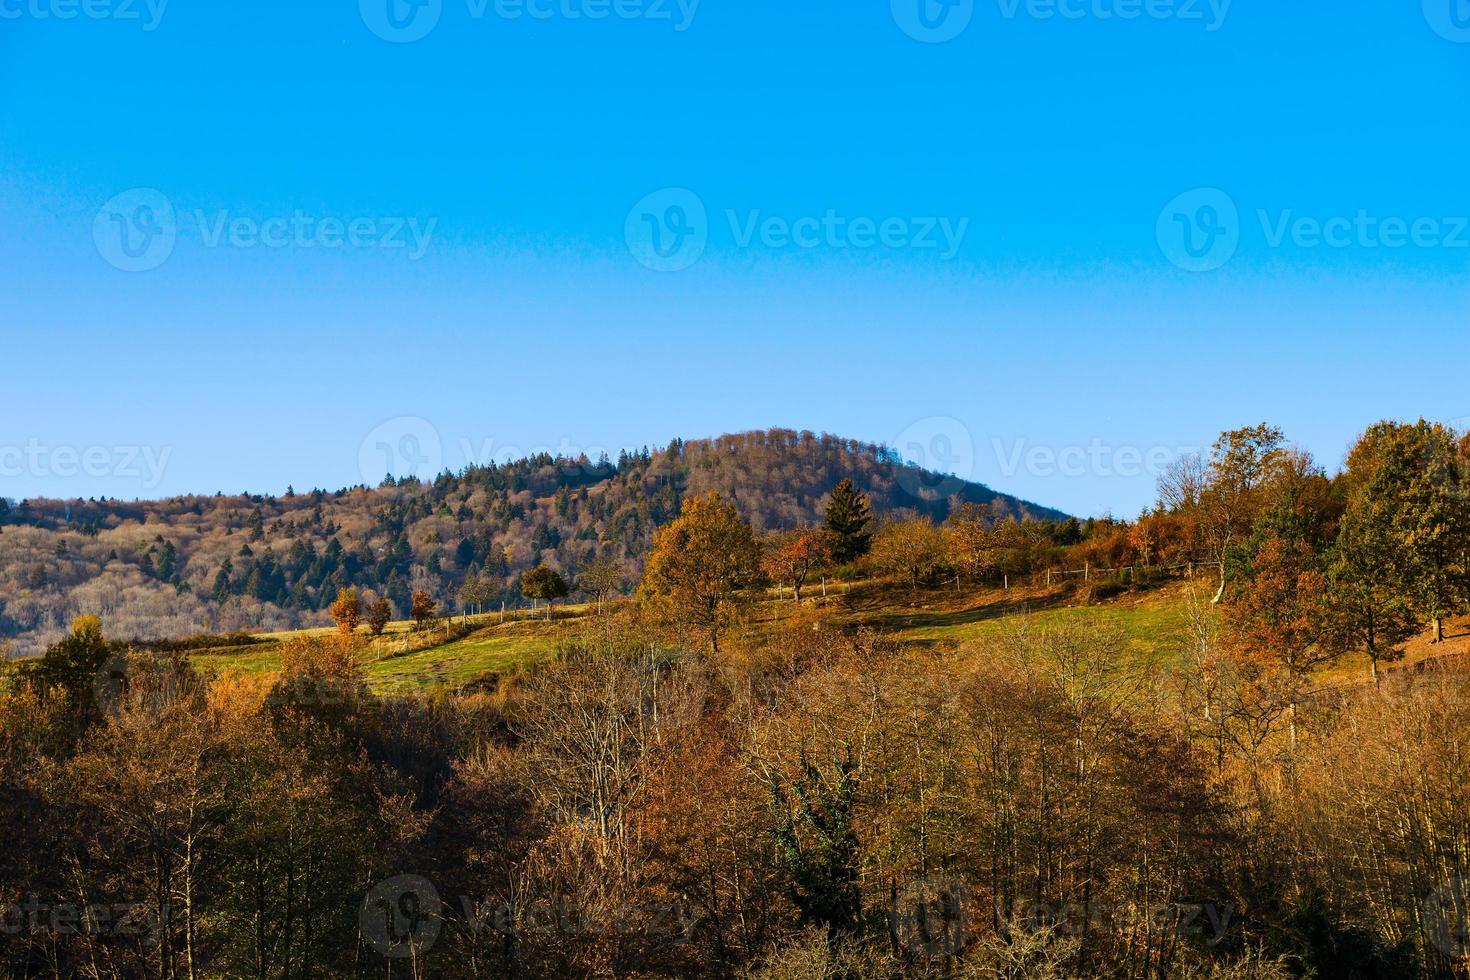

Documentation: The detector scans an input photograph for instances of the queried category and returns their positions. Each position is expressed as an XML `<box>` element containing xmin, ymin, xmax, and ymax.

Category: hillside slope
<box><xmin>0</xmin><ymin>428</ymin><xmax>1065</xmax><ymax>657</ymax></box>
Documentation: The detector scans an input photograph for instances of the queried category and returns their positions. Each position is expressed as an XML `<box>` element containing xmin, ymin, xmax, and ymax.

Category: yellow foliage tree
<box><xmin>640</xmin><ymin>492</ymin><xmax>760</xmax><ymax>653</ymax></box>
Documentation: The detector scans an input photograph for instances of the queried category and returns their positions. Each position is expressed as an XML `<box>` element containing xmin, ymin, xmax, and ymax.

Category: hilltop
<box><xmin>0</xmin><ymin>428</ymin><xmax>1065</xmax><ymax>658</ymax></box>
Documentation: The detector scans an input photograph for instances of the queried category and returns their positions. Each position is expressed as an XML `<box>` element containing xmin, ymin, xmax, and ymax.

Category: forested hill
<box><xmin>0</xmin><ymin>428</ymin><xmax>1065</xmax><ymax>656</ymax></box>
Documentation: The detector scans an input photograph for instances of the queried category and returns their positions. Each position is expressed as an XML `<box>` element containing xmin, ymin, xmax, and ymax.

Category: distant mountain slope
<box><xmin>0</xmin><ymin>428</ymin><xmax>1065</xmax><ymax>656</ymax></box>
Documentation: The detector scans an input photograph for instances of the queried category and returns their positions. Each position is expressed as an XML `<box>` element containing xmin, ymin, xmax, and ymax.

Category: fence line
<box><xmin>1010</xmin><ymin>559</ymin><xmax>1217</xmax><ymax>591</ymax></box>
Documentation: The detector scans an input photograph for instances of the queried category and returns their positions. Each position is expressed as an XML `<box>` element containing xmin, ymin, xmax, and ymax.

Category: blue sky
<box><xmin>2</xmin><ymin>0</ymin><xmax>1468</xmax><ymax>517</ymax></box>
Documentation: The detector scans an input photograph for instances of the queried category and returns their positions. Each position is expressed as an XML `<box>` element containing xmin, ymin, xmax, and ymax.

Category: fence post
<box><xmin>1085</xmin><ymin>563</ymin><xmax>1090</xmax><ymax>582</ymax></box>
<box><xmin>1004</xmin><ymin>573</ymin><xmax>1009</xmax><ymax>591</ymax></box>
<box><xmin>1046</xmin><ymin>569</ymin><xmax>1052</xmax><ymax>587</ymax></box>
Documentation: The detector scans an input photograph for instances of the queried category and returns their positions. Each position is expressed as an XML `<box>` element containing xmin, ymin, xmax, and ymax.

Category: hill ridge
<box><xmin>0</xmin><ymin>427</ymin><xmax>1066</xmax><ymax>657</ymax></box>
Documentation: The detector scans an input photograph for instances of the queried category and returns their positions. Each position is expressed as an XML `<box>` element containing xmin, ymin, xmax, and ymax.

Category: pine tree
<box><xmin>156</xmin><ymin>540</ymin><xmax>178</xmax><ymax>581</ymax></box>
<box><xmin>823</xmin><ymin>479</ymin><xmax>872</xmax><ymax>564</ymax></box>
<box><xmin>768</xmin><ymin>747</ymin><xmax>862</xmax><ymax>937</ymax></box>
<box><xmin>211</xmin><ymin>559</ymin><xmax>234</xmax><ymax>604</ymax></box>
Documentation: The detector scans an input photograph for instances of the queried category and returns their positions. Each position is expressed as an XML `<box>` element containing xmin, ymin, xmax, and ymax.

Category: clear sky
<box><xmin>3</xmin><ymin>0</ymin><xmax>1468</xmax><ymax>517</ymax></box>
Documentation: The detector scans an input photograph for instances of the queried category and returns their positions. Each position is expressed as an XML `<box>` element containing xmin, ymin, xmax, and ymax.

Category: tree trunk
<box><xmin>1432</xmin><ymin>616</ymin><xmax>1445</xmax><ymax>643</ymax></box>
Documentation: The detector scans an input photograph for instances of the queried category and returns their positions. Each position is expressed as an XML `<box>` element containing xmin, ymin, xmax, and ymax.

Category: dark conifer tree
<box><xmin>823</xmin><ymin>479</ymin><xmax>872</xmax><ymax>564</ymax></box>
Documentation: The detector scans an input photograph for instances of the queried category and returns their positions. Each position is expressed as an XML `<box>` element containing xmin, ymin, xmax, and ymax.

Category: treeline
<box><xmin>0</xmin><ymin>429</ymin><xmax>1062</xmax><ymax>657</ymax></box>
<box><xmin>851</xmin><ymin>420</ymin><xmax>1470</xmax><ymax>678</ymax></box>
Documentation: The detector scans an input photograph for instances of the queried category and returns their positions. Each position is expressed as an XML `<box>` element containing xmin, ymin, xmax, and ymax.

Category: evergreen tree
<box><xmin>211</xmin><ymin>559</ymin><xmax>234</xmax><ymax>603</ymax></box>
<box><xmin>769</xmin><ymin>747</ymin><xmax>862</xmax><ymax>938</ymax></box>
<box><xmin>823</xmin><ymin>479</ymin><xmax>872</xmax><ymax>564</ymax></box>
<box><xmin>155</xmin><ymin>540</ymin><xmax>178</xmax><ymax>581</ymax></box>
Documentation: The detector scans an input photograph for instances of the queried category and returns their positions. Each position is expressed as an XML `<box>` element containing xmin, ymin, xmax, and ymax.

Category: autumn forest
<box><xmin>2</xmin><ymin>420</ymin><xmax>1469</xmax><ymax>979</ymax></box>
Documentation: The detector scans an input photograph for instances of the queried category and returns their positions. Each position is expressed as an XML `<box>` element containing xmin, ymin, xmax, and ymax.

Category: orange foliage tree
<box><xmin>329</xmin><ymin>586</ymin><xmax>361</xmax><ymax>635</ymax></box>
<box><xmin>761</xmin><ymin>530</ymin><xmax>833</xmax><ymax>603</ymax></box>
<box><xmin>640</xmin><ymin>492</ymin><xmax>761</xmax><ymax>653</ymax></box>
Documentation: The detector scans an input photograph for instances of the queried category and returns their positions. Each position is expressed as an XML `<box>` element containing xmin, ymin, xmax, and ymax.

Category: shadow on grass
<box><xmin>855</xmin><ymin>589</ymin><xmax>1073</xmax><ymax>635</ymax></box>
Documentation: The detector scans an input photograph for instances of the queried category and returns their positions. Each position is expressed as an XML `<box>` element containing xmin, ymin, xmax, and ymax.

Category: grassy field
<box><xmin>188</xmin><ymin>607</ymin><xmax>584</xmax><ymax>695</ymax></box>
<box><xmin>839</xmin><ymin>582</ymin><xmax>1196</xmax><ymax>668</ymax></box>
<box><xmin>0</xmin><ymin>583</ymin><xmax>1232</xmax><ymax>696</ymax></box>
<box><xmin>13</xmin><ymin>581</ymin><xmax>1467</xmax><ymax>698</ymax></box>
